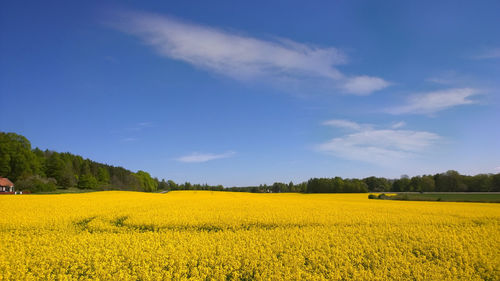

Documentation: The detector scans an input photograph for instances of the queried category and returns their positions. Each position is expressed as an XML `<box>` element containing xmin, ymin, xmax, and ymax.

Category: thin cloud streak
<box><xmin>391</xmin><ymin>121</ymin><xmax>406</xmax><ymax>129</ymax></box>
<box><xmin>111</xmin><ymin>11</ymin><xmax>390</xmax><ymax>95</ymax></box>
<box><xmin>323</xmin><ymin>119</ymin><xmax>366</xmax><ymax>130</ymax></box>
<box><xmin>317</xmin><ymin>120</ymin><xmax>440</xmax><ymax>165</ymax></box>
<box><xmin>176</xmin><ymin>151</ymin><xmax>236</xmax><ymax>163</ymax></box>
<box><xmin>342</xmin><ymin>76</ymin><xmax>391</xmax><ymax>96</ymax></box>
<box><xmin>471</xmin><ymin>48</ymin><xmax>500</xmax><ymax>60</ymax></box>
<box><xmin>388</xmin><ymin>88</ymin><xmax>480</xmax><ymax>115</ymax></box>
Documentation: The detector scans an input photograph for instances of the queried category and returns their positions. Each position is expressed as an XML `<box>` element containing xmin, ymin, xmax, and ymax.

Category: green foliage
<box><xmin>45</xmin><ymin>152</ymin><xmax>64</xmax><ymax>182</ymax></box>
<box><xmin>306</xmin><ymin>177</ymin><xmax>368</xmax><ymax>193</ymax></box>
<box><xmin>363</xmin><ymin>177</ymin><xmax>391</xmax><ymax>192</ymax></box>
<box><xmin>272</xmin><ymin>182</ymin><xmax>288</xmax><ymax>193</ymax></box>
<box><xmin>492</xmin><ymin>174</ymin><xmax>500</xmax><ymax>192</ymax></box>
<box><xmin>78</xmin><ymin>174</ymin><xmax>98</xmax><ymax>189</ymax></box>
<box><xmin>0</xmin><ymin>153</ymin><xmax>11</xmax><ymax>177</ymax></box>
<box><xmin>45</xmin><ymin>152</ymin><xmax>77</xmax><ymax>187</ymax></box>
<box><xmin>97</xmin><ymin>167</ymin><xmax>111</xmax><ymax>185</ymax></box>
<box><xmin>0</xmin><ymin>132</ymin><xmax>41</xmax><ymax>181</ymax></box>
<box><xmin>0</xmin><ymin>132</ymin><xmax>154</xmax><ymax>192</ymax></box>
<box><xmin>392</xmin><ymin>176</ymin><xmax>410</xmax><ymax>192</ymax></box>
<box><xmin>167</xmin><ymin>180</ymin><xmax>178</xmax><ymax>190</ymax></box>
<box><xmin>158</xmin><ymin>179</ymin><xmax>169</xmax><ymax>190</ymax></box>
<box><xmin>134</xmin><ymin>171</ymin><xmax>158</xmax><ymax>192</ymax></box>
<box><xmin>464</xmin><ymin>174</ymin><xmax>492</xmax><ymax>192</ymax></box>
<box><xmin>435</xmin><ymin>170</ymin><xmax>467</xmax><ymax>192</ymax></box>
<box><xmin>15</xmin><ymin>175</ymin><xmax>57</xmax><ymax>193</ymax></box>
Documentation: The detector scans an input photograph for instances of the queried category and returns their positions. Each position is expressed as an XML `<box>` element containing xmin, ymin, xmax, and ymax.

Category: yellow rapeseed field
<box><xmin>0</xmin><ymin>191</ymin><xmax>499</xmax><ymax>280</ymax></box>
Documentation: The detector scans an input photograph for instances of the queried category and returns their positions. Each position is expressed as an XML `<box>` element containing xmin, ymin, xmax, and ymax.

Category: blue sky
<box><xmin>1</xmin><ymin>1</ymin><xmax>499</xmax><ymax>186</ymax></box>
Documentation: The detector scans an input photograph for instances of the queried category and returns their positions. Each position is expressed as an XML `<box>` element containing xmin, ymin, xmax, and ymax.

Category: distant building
<box><xmin>0</xmin><ymin>177</ymin><xmax>14</xmax><ymax>192</ymax></box>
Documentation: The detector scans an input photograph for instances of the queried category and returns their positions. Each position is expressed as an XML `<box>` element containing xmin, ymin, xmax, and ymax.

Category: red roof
<box><xmin>0</xmin><ymin>177</ymin><xmax>14</xmax><ymax>187</ymax></box>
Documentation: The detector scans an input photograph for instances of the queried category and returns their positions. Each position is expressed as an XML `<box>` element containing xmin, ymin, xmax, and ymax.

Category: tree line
<box><xmin>226</xmin><ymin>171</ymin><xmax>500</xmax><ymax>193</ymax></box>
<box><xmin>0</xmin><ymin>132</ymin><xmax>158</xmax><ymax>192</ymax></box>
<box><xmin>1</xmin><ymin>132</ymin><xmax>499</xmax><ymax>193</ymax></box>
<box><xmin>161</xmin><ymin>171</ymin><xmax>500</xmax><ymax>193</ymax></box>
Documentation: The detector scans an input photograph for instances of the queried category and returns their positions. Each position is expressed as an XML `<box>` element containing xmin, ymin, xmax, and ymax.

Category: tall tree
<box><xmin>135</xmin><ymin>170</ymin><xmax>158</xmax><ymax>192</ymax></box>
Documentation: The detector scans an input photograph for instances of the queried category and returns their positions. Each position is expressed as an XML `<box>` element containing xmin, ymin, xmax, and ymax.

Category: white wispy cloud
<box><xmin>426</xmin><ymin>77</ymin><xmax>453</xmax><ymax>85</ymax></box>
<box><xmin>323</xmin><ymin>119</ymin><xmax>366</xmax><ymax>130</ymax></box>
<box><xmin>176</xmin><ymin>151</ymin><xmax>235</xmax><ymax>163</ymax></box>
<box><xmin>111</xmin><ymin>11</ymin><xmax>389</xmax><ymax>95</ymax></box>
<box><xmin>316</xmin><ymin>120</ymin><xmax>440</xmax><ymax>165</ymax></box>
<box><xmin>388</xmin><ymin>88</ymin><xmax>480</xmax><ymax>115</ymax></box>
<box><xmin>391</xmin><ymin>121</ymin><xmax>406</xmax><ymax>129</ymax></box>
<box><xmin>471</xmin><ymin>48</ymin><xmax>500</xmax><ymax>60</ymax></box>
<box><xmin>342</xmin><ymin>76</ymin><xmax>391</xmax><ymax>96</ymax></box>
<box><xmin>426</xmin><ymin>70</ymin><xmax>461</xmax><ymax>85</ymax></box>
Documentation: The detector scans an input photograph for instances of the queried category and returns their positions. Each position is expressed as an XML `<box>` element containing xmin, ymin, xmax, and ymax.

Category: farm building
<box><xmin>0</xmin><ymin>177</ymin><xmax>14</xmax><ymax>192</ymax></box>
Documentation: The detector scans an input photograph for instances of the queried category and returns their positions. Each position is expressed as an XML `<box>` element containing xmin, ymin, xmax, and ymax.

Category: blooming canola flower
<box><xmin>0</xmin><ymin>191</ymin><xmax>498</xmax><ymax>280</ymax></box>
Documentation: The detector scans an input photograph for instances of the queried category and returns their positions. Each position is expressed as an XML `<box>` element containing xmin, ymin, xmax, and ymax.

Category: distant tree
<box><xmin>409</xmin><ymin>176</ymin><xmax>422</xmax><ymax>192</ymax></box>
<box><xmin>392</xmin><ymin>176</ymin><xmax>410</xmax><ymax>192</ymax></box>
<box><xmin>158</xmin><ymin>179</ymin><xmax>169</xmax><ymax>190</ymax></box>
<box><xmin>0</xmin><ymin>132</ymin><xmax>40</xmax><ymax>181</ymax></box>
<box><xmin>59</xmin><ymin>167</ymin><xmax>77</xmax><ymax>188</ymax></box>
<box><xmin>306</xmin><ymin>177</ymin><xmax>368</xmax><ymax>193</ymax></box>
<box><xmin>78</xmin><ymin>174</ymin><xmax>98</xmax><ymax>189</ymax></box>
<box><xmin>435</xmin><ymin>170</ymin><xmax>466</xmax><ymax>192</ymax></box>
<box><xmin>272</xmin><ymin>182</ymin><xmax>287</xmax><ymax>193</ymax></box>
<box><xmin>343</xmin><ymin>179</ymin><xmax>368</xmax><ymax>193</ymax></box>
<box><xmin>466</xmin><ymin>174</ymin><xmax>492</xmax><ymax>192</ymax></box>
<box><xmin>134</xmin><ymin>171</ymin><xmax>158</xmax><ymax>192</ymax></box>
<box><xmin>0</xmin><ymin>152</ymin><xmax>11</xmax><ymax>177</ymax></box>
<box><xmin>179</xmin><ymin>182</ymin><xmax>193</xmax><ymax>190</ymax></box>
<box><xmin>492</xmin><ymin>173</ymin><xmax>500</xmax><ymax>192</ymax></box>
<box><xmin>363</xmin><ymin>177</ymin><xmax>390</xmax><ymax>192</ymax></box>
<box><xmin>46</xmin><ymin>152</ymin><xmax>65</xmax><ymax>184</ymax></box>
<box><xmin>420</xmin><ymin>175</ymin><xmax>436</xmax><ymax>192</ymax></box>
<box><xmin>97</xmin><ymin>167</ymin><xmax>111</xmax><ymax>185</ymax></box>
<box><xmin>79</xmin><ymin>160</ymin><xmax>91</xmax><ymax>176</ymax></box>
<box><xmin>71</xmin><ymin>156</ymin><xmax>84</xmax><ymax>176</ymax></box>
<box><xmin>167</xmin><ymin>180</ymin><xmax>177</xmax><ymax>190</ymax></box>
<box><xmin>32</xmin><ymin>148</ymin><xmax>47</xmax><ymax>177</ymax></box>
<box><xmin>295</xmin><ymin>182</ymin><xmax>307</xmax><ymax>193</ymax></box>
<box><xmin>331</xmin><ymin>177</ymin><xmax>344</xmax><ymax>193</ymax></box>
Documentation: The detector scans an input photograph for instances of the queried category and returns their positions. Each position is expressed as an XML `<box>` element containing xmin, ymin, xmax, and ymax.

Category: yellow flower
<box><xmin>0</xmin><ymin>191</ymin><xmax>498</xmax><ymax>280</ymax></box>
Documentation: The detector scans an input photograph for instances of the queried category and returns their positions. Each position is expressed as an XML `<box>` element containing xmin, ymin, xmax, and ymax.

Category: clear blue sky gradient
<box><xmin>1</xmin><ymin>1</ymin><xmax>499</xmax><ymax>186</ymax></box>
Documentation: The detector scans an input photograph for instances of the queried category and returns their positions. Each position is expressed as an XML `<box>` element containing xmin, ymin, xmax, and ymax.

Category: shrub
<box><xmin>15</xmin><ymin>175</ymin><xmax>57</xmax><ymax>193</ymax></box>
<box><xmin>377</xmin><ymin>193</ymin><xmax>387</xmax><ymax>199</ymax></box>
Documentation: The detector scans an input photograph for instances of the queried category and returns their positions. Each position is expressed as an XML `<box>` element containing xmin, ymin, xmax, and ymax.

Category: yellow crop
<box><xmin>369</xmin><ymin>193</ymin><xmax>398</xmax><ymax>196</ymax></box>
<box><xmin>0</xmin><ymin>191</ymin><xmax>498</xmax><ymax>280</ymax></box>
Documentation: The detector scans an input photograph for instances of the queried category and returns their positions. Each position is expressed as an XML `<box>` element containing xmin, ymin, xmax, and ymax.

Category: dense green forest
<box><xmin>0</xmin><ymin>132</ymin><xmax>159</xmax><ymax>192</ymax></box>
<box><xmin>1</xmin><ymin>132</ymin><xmax>499</xmax><ymax>193</ymax></box>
